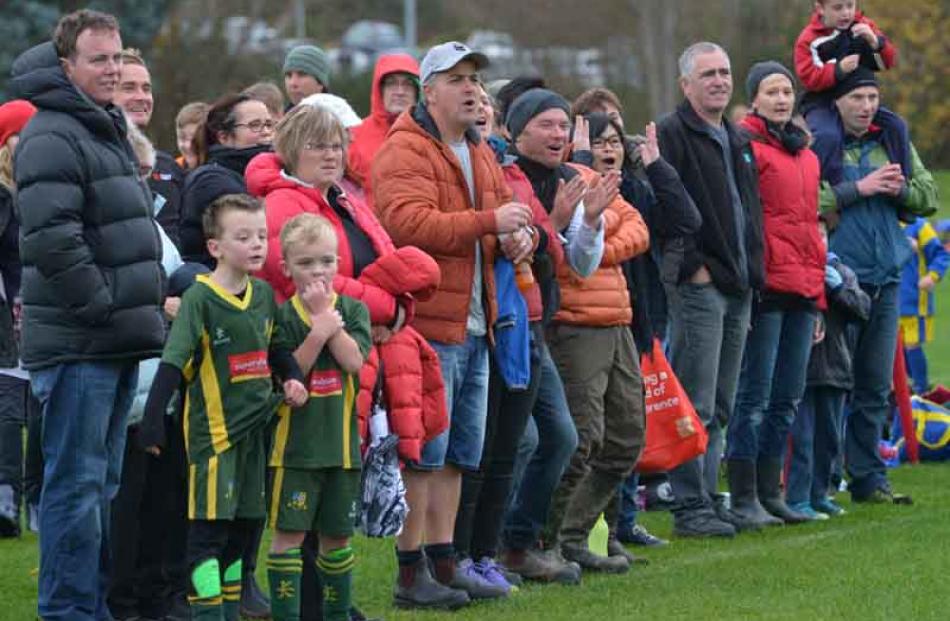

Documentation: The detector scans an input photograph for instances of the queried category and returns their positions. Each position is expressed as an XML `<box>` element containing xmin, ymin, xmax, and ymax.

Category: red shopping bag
<box><xmin>636</xmin><ymin>339</ymin><xmax>708</xmax><ymax>473</ymax></box>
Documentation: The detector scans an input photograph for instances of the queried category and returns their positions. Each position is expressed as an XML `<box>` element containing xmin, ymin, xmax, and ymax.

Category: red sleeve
<box><xmin>794</xmin><ymin>28</ymin><xmax>838</xmax><ymax>92</ymax></box>
<box><xmin>529</xmin><ymin>193</ymin><xmax>564</xmax><ymax>269</ymax></box>
<box><xmin>332</xmin><ymin>274</ymin><xmax>398</xmax><ymax>325</ymax></box>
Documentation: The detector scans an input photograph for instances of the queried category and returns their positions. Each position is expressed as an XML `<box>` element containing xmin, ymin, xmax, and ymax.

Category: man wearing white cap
<box><xmin>373</xmin><ymin>42</ymin><xmax>534</xmax><ymax>609</ymax></box>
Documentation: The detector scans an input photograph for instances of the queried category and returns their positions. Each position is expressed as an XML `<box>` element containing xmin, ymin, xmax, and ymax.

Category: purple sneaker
<box><xmin>451</xmin><ymin>557</ymin><xmax>508</xmax><ymax>599</ymax></box>
<box><xmin>475</xmin><ymin>557</ymin><xmax>518</xmax><ymax>593</ymax></box>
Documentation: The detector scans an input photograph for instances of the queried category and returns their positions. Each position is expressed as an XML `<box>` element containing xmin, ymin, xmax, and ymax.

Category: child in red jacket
<box><xmin>794</xmin><ymin>1</ymin><xmax>897</xmax><ymax>115</ymax></box>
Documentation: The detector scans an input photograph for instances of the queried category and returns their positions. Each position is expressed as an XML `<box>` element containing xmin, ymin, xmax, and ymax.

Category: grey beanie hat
<box><xmin>745</xmin><ymin>60</ymin><xmax>794</xmax><ymax>102</ymax></box>
<box><xmin>283</xmin><ymin>45</ymin><xmax>331</xmax><ymax>88</ymax></box>
<box><xmin>505</xmin><ymin>88</ymin><xmax>571</xmax><ymax>142</ymax></box>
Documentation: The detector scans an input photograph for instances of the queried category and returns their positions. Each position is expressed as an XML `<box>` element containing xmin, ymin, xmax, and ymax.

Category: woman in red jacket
<box><xmin>726</xmin><ymin>62</ymin><xmax>827</xmax><ymax>526</ymax></box>
<box><xmin>246</xmin><ymin>103</ymin><xmax>466</xmax><ymax>611</ymax></box>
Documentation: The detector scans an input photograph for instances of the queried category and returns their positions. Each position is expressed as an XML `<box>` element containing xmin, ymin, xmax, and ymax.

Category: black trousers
<box><xmin>109</xmin><ymin>417</ymin><xmax>188</xmax><ymax>618</ymax></box>
<box><xmin>455</xmin><ymin>324</ymin><xmax>543</xmax><ymax>560</ymax></box>
<box><xmin>0</xmin><ymin>375</ymin><xmax>43</xmax><ymax>517</ymax></box>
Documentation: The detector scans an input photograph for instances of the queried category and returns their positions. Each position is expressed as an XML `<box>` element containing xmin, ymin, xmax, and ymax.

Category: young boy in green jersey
<box><xmin>140</xmin><ymin>194</ymin><xmax>309</xmax><ymax>621</ymax></box>
<box><xmin>265</xmin><ymin>213</ymin><xmax>371</xmax><ymax>621</ymax></box>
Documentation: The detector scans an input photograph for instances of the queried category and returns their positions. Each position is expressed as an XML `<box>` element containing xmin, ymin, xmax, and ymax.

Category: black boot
<box><xmin>727</xmin><ymin>459</ymin><xmax>783</xmax><ymax>528</ymax></box>
<box><xmin>239</xmin><ymin>569</ymin><xmax>271</xmax><ymax>619</ymax></box>
<box><xmin>757</xmin><ymin>458</ymin><xmax>809</xmax><ymax>524</ymax></box>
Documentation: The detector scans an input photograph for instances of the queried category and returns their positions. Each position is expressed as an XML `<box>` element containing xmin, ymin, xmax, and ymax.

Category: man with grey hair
<box><xmin>373</xmin><ymin>41</ymin><xmax>534</xmax><ymax>607</ymax></box>
<box><xmin>656</xmin><ymin>42</ymin><xmax>765</xmax><ymax>538</ymax></box>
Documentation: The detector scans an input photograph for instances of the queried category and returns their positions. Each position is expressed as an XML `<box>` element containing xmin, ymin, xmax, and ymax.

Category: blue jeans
<box><xmin>616</xmin><ymin>473</ymin><xmax>640</xmax><ymax>531</ymax></box>
<box><xmin>422</xmin><ymin>336</ymin><xmax>490</xmax><ymax>471</ymax></box>
<box><xmin>787</xmin><ymin>386</ymin><xmax>847</xmax><ymax>505</ymax></box>
<box><xmin>847</xmin><ymin>283</ymin><xmax>899</xmax><ymax>499</ymax></box>
<box><xmin>31</xmin><ymin>361</ymin><xmax>138</xmax><ymax>621</ymax></box>
<box><xmin>727</xmin><ymin>308</ymin><xmax>817</xmax><ymax>461</ymax></box>
<box><xmin>664</xmin><ymin>282</ymin><xmax>752</xmax><ymax>512</ymax></box>
<box><xmin>503</xmin><ymin>342</ymin><xmax>578</xmax><ymax>550</ymax></box>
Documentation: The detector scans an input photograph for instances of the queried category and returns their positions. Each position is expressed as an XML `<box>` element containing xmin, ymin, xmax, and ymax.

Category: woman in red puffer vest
<box><xmin>726</xmin><ymin>61</ymin><xmax>827</xmax><ymax>527</ymax></box>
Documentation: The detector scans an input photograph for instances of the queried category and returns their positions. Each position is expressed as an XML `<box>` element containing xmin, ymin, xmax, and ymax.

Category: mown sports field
<box><xmin>2</xmin><ymin>173</ymin><xmax>949</xmax><ymax>621</ymax></box>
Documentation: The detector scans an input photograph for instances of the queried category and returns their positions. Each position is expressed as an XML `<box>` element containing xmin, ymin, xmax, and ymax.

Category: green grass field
<box><xmin>2</xmin><ymin>172</ymin><xmax>949</xmax><ymax>620</ymax></box>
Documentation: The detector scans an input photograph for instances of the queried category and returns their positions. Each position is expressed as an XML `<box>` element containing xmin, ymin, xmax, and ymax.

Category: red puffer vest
<box><xmin>740</xmin><ymin>115</ymin><xmax>826</xmax><ymax>303</ymax></box>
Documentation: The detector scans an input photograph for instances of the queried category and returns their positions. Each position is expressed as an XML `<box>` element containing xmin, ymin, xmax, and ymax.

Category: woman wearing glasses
<box><xmin>180</xmin><ymin>93</ymin><xmax>276</xmax><ymax>266</ymax></box>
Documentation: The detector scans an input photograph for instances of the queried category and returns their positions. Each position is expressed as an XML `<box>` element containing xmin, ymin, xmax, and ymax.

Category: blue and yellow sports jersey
<box><xmin>899</xmin><ymin>217</ymin><xmax>950</xmax><ymax>319</ymax></box>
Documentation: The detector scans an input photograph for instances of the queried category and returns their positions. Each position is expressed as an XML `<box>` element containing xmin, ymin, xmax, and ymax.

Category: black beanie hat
<box><xmin>833</xmin><ymin>66</ymin><xmax>879</xmax><ymax>100</ymax></box>
<box><xmin>505</xmin><ymin>88</ymin><xmax>571</xmax><ymax>142</ymax></box>
<box><xmin>745</xmin><ymin>61</ymin><xmax>795</xmax><ymax>102</ymax></box>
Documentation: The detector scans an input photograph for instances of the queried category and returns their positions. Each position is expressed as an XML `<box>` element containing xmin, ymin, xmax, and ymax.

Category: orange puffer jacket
<box><xmin>553</xmin><ymin>164</ymin><xmax>650</xmax><ymax>327</ymax></box>
<box><xmin>372</xmin><ymin>105</ymin><xmax>512</xmax><ymax>344</ymax></box>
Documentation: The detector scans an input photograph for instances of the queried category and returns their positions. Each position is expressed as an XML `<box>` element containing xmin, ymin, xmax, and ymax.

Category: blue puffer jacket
<box><xmin>491</xmin><ymin>258</ymin><xmax>530</xmax><ymax>391</ymax></box>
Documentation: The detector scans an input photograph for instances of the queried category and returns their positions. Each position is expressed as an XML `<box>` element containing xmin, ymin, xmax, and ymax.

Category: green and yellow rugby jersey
<box><xmin>162</xmin><ymin>274</ymin><xmax>282</xmax><ymax>461</ymax></box>
<box><xmin>270</xmin><ymin>293</ymin><xmax>371</xmax><ymax>470</ymax></box>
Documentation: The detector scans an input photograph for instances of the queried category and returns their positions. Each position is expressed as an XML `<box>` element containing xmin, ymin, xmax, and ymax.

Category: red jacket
<box><xmin>353</xmin><ymin>252</ymin><xmax>447</xmax><ymax>463</ymax></box>
<box><xmin>740</xmin><ymin>115</ymin><xmax>826</xmax><ymax>304</ymax></box>
<box><xmin>794</xmin><ymin>9</ymin><xmax>897</xmax><ymax>93</ymax></box>
<box><xmin>501</xmin><ymin>161</ymin><xmax>565</xmax><ymax>322</ymax></box>
<box><xmin>245</xmin><ymin>152</ymin><xmax>447</xmax><ymax>461</ymax></box>
<box><xmin>348</xmin><ymin>54</ymin><xmax>420</xmax><ymax>194</ymax></box>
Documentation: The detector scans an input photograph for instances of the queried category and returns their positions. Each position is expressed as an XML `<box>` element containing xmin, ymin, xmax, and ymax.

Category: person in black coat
<box><xmin>8</xmin><ymin>10</ymin><xmax>166</xmax><ymax>617</ymax></box>
<box><xmin>179</xmin><ymin>93</ymin><xmax>274</xmax><ymax>266</ymax></box>
<box><xmin>655</xmin><ymin>41</ymin><xmax>765</xmax><ymax>539</ymax></box>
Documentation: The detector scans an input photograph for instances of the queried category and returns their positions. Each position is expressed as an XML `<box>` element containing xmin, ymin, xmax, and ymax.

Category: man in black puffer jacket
<box><xmin>9</xmin><ymin>9</ymin><xmax>165</xmax><ymax>620</ymax></box>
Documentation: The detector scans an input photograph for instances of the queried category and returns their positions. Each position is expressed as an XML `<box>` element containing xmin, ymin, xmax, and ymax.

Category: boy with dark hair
<box><xmin>794</xmin><ymin>0</ymin><xmax>897</xmax><ymax>114</ymax></box>
<box><xmin>265</xmin><ymin>213</ymin><xmax>371</xmax><ymax>621</ymax></box>
<box><xmin>140</xmin><ymin>193</ymin><xmax>309</xmax><ymax>621</ymax></box>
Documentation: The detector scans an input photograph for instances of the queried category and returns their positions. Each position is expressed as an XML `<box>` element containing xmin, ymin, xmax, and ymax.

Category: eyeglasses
<box><xmin>303</xmin><ymin>143</ymin><xmax>344</xmax><ymax>153</ymax></box>
<box><xmin>591</xmin><ymin>137</ymin><xmax>624</xmax><ymax>149</ymax></box>
<box><xmin>233</xmin><ymin>119</ymin><xmax>276</xmax><ymax>133</ymax></box>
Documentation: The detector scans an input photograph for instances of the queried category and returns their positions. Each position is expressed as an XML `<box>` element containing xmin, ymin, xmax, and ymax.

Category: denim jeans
<box><xmin>847</xmin><ymin>283</ymin><xmax>899</xmax><ymax>499</ymax></box>
<box><xmin>787</xmin><ymin>386</ymin><xmax>848</xmax><ymax>506</ymax></box>
<box><xmin>31</xmin><ymin>361</ymin><xmax>139</xmax><ymax>621</ymax></box>
<box><xmin>503</xmin><ymin>342</ymin><xmax>578</xmax><ymax>550</ymax></box>
<box><xmin>727</xmin><ymin>308</ymin><xmax>817</xmax><ymax>461</ymax></box>
<box><xmin>664</xmin><ymin>283</ymin><xmax>751</xmax><ymax>513</ymax></box>
<box><xmin>422</xmin><ymin>336</ymin><xmax>490</xmax><ymax>471</ymax></box>
<box><xmin>604</xmin><ymin>472</ymin><xmax>640</xmax><ymax>533</ymax></box>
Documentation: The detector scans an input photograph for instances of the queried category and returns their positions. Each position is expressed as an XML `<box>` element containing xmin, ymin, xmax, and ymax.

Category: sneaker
<box><xmin>672</xmin><ymin>509</ymin><xmax>736</xmax><ymax>539</ymax></box>
<box><xmin>500</xmin><ymin>547</ymin><xmax>580</xmax><ymax>585</ymax></box>
<box><xmin>475</xmin><ymin>557</ymin><xmax>517</xmax><ymax>593</ymax></box>
<box><xmin>812</xmin><ymin>497</ymin><xmax>846</xmax><ymax>517</ymax></box>
<box><xmin>240</xmin><ymin>571</ymin><xmax>271</xmax><ymax>619</ymax></box>
<box><xmin>560</xmin><ymin>542</ymin><xmax>630</xmax><ymax>574</ymax></box>
<box><xmin>451</xmin><ymin>558</ymin><xmax>509</xmax><ymax>600</ymax></box>
<box><xmin>788</xmin><ymin>501</ymin><xmax>829</xmax><ymax>521</ymax></box>
<box><xmin>617</xmin><ymin>524</ymin><xmax>669</xmax><ymax>547</ymax></box>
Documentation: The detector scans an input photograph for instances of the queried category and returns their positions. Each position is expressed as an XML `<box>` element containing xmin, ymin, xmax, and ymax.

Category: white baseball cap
<box><xmin>420</xmin><ymin>41</ymin><xmax>489</xmax><ymax>84</ymax></box>
<box><xmin>299</xmin><ymin>93</ymin><xmax>362</xmax><ymax>128</ymax></box>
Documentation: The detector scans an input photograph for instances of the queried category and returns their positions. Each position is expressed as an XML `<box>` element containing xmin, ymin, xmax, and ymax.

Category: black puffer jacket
<box><xmin>10</xmin><ymin>42</ymin><xmax>165</xmax><ymax>370</ymax></box>
<box><xmin>180</xmin><ymin>144</ymin><xmax>270</xmax><ymax>267</ymax></box>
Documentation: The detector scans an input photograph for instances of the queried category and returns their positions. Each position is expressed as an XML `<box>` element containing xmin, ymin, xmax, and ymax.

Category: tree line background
<box><xmin>1</xmin><ymin>0</ymin><xmax>947</xmax><ymax>168</ymax></box>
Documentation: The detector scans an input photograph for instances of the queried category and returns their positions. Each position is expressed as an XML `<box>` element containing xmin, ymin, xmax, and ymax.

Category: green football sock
<box><xmin>189</xmin><ymin>557</ymin><xmax>223</xmax><ymax>620</ymax></box>
<box><xmin>221</xmin><ymin>559</ymin><xmax>242</xmax><ymax>621</ymax></box>
<box><xmin>316</xmin><ymin>547</ymin><xmax>354</xmax><ymax>621</ymax></box>
<box><xmin>267</xmin><ymin>548</ymin><xmax>303</xmax><ymax>621</ymax></box>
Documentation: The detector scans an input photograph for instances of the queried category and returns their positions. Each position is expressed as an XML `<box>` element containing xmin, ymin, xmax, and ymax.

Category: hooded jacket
<box><xmin>373</xmin><ymin>104</ymin><xmax>511</xmax><ymax>344</ymax></box>
<box><xmin>794</xmin><ymin>10</ymin><xmax>897</xmax><ymax>94</ymax></box>
<box><xmin>9</xmin><ymin>42</ymin><xmax>165</xmax><ymax>370</ymax></box>
<box><xmin>657</xmin><ymin>100</ymin><xmax>765</xmax><ymax>294</ymax></box>
<box><xmin>348</xmin><ymin>54</ymin><xmax>420</xmax><ymax>192</ymax></box>
<box><xmin>740</xmin><ymin>114</ymin><xmax>826</xmax><ymax>304</ymax></box>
